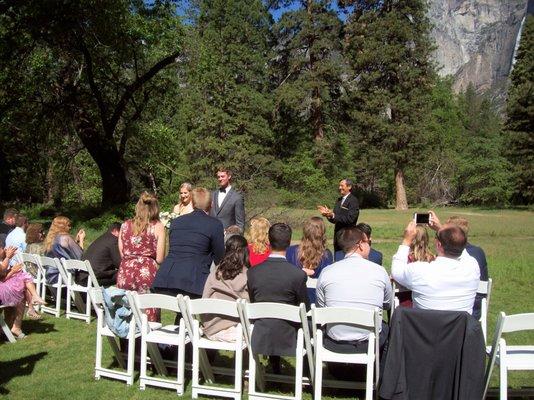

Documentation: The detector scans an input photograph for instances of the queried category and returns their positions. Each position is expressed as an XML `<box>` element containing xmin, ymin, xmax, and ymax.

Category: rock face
<box><xmin>429</xmin><ymin>0</ymin><xmax>530</xmax><ymax>99</ymax></box>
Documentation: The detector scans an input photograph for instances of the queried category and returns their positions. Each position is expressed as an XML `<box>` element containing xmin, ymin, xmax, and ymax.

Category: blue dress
<box><xmin>285</xmin><ymin>245</ymin><xmax>333</xmax><ymax>303</ymax></box>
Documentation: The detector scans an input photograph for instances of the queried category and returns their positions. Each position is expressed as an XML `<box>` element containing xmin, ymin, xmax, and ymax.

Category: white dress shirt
<box><xmin>218</xmin><ymin>185</ymin><xmax>231</xmax><ymax>208</ymax></box>
<box><xmin>391</xmin><ymin>245</ymin><xmax>480</xmax><ymax>314</ymax></box>
<box><xmin>316</xmin><ymin>253</ymin><xmax>392</xmax><ymax>341</ymax></box>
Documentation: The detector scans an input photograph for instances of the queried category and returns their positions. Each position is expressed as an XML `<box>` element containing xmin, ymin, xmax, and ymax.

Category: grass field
<box><xmin>1</xmin><ymin>207</ymin><xmax>533</xmax><ymax>399</ymax></box>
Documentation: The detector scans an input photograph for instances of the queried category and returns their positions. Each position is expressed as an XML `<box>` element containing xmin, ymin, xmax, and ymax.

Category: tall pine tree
<box><xmin>343</xmin><ymin>0</ymin><xmax>436</xmax><ymax>209</ymax></box>
<box><xmin>506</xmin><ymin>15</ymin><xmax>534</xmax><ymax>204</ymax></box>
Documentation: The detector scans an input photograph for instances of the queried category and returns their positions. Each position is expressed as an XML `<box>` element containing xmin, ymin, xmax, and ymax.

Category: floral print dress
<box><xmin>117</xmin><ymin>220</ymin><xmax>159</xmax><ymax>321</ymax></box>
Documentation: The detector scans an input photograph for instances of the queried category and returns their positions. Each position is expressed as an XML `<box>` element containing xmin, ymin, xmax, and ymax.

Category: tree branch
<box><xmin>108</xmin><ymin>51</ymin><xmax>179</xmax><ymax>135</ymax></box>
<box><xmin>78</xmin><ymin>40</ymin><xmax>110</xmax><ymax>134</ymax></box>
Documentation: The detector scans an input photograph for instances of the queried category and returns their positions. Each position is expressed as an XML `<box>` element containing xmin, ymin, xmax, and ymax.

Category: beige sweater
<box><xmin>201</xmin><ymin>268</ymin><xmax>249</xmax><ymax>337</ymax></box>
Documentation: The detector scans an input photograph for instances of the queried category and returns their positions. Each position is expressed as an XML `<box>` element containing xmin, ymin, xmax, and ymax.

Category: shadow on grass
<box><xmin>23</xmin><ymin>320</ymin><xmax>58</xmax><ymax>335</ymax></box>
<box><xmin>0</xmin><ymin>351</ymin><xmax>48</xmax><ymax>395</ymax></box>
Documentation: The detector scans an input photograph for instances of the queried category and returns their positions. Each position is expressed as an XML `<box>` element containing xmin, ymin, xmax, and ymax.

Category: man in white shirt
<box><xmin>316</xmin><ymin>226</ymin><xmax>392</xmax><ymax>353</ymax></box>
<box><xmin>391</xmin><ymin>213</ymin><xmax>480</xmax><ymax>314</ymax></box>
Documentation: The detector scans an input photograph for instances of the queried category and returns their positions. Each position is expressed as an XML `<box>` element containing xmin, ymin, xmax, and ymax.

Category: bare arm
<box><xmin>154</xmin><ymin>222</ymin><xmax>166</xmax><ymax>264</ymax></box>
<box><xmin>118</xmin><ymin>225</ymin><xmax>124</xmax><ymax>257</ymax></box>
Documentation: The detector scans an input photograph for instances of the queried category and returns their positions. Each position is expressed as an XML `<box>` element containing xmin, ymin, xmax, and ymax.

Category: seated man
<box><xmin>334</xmin><ymin>222</ymin><xmax>383</xmax><ymax>265</ymax></box>
<box><xmin>446</xmin><ymin>216</ymin><xmax>488</xmax><ymax>320</ymax></box>
<box><xmin>317</xmin><ymin>226</ymin><xmax>392</xmax><ymax>354</ymax></box>
<box><xmin>391</xmin><ymin>215</ymin><xmax>480</xmax><ymax>314</ymax></box>
<box><xmin>247</xmin><ymin>223</ymin><xmax>309</xmax><ymax>371</ymax></box>
<box><xmin>77</xmin><ymin>222</ymin><xmax>122</xmax><ymax>287</ymax></box>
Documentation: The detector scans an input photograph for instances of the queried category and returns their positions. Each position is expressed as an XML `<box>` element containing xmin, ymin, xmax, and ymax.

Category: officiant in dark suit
<box><xmin>318</xmin><ymin>179</ymin><xmax>359</xmax><ymax>251</ymax></box>
<box><xmin>210</xmin><ymin>167</ymin><xmax>245</xmax><ymax>231</ymax></box>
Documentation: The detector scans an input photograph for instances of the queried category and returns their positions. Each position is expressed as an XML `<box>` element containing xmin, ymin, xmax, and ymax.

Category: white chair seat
<box><xmin>100</xmin><ymin>321</ymin><xmax>162</xmax><ymax>338</ymax></box>
<box><xmin>145</xmin><ymin>325</ymin><xmax>187</xmax><ymax>345</ymax></box>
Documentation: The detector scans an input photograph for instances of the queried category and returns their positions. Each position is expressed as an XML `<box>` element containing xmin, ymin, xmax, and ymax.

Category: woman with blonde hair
<box><xmin>408</xmin><ymin>226</ymin><xmax>435</xmax><ymax>263</ymax></box>
<box><xmin>173</xmin><ymin>182</ymin><xmax>194</xmax><ymax>216</ymax></box>
<box><xmin>246</xmin><ymin>217</ymin><xmax>271</xmax><ymax>266</ymax></box>
<box><xmin>397</xmin><ymin>225</ymin><xmax>436</xmax><ymax>308</ymax></box>
<box><xmin>44</xmin><ymin>216</ymin><xmax>85</xmax><ymax>283</ymax></box>
<box><xmin>117</xmin><ymin>191</ymin><xmax>165</xmax><ymax>322</ymax></box>
<box><xmin>286</xmin><ymin>216</ymin><xmax>333</xmax><ymax>302</ymax></box>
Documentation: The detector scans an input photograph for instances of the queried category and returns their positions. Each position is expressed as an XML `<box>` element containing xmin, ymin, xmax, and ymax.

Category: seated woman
<box><xmin>286</xmin><ymin>217</ymin><xmax>333</xmax><ymax>303</ymax></box>
<box><xmin>202</xmin><ymin>235</ymin><xmax>250</xmax><ymax>342</ymax></box>
<box><xmin>26</xmin><ymin>223</ymin><xmax>46</xmax><ymax>255</ymax></box>
<box><xmin>44</xmin><ymin>216</ymin><xmax>85</xmax><ymax>283</ymax></box>
<box><xmin>173</xmin><ymin>182</ymin><xmax>194</xmax><ymax>216</ymax></box>
<box><xmin>396</xmin><ymin>225</ymin><xmax>435</xmax><ymax>307</ymax></box>
<box><xmin>246</xmin><ymin>217</ymin><xmax>270</xmax><ymax>266</ymax></box>
<box><xmin>0</xmin><ymin>244</ymin><xmax>46</xmax><ymax>335</ymax></box>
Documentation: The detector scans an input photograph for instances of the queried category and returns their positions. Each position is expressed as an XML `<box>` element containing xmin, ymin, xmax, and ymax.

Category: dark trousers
<box><xmin>323</xmin><ymin>321</ymin><xmax>389</xmax><ymax>380</ymax></box>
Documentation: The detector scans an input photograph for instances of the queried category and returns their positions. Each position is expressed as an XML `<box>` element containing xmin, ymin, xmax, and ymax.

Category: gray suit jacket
<box><xmin>210</xmin><ymin>187</ymin><xmax>245</xmax><ymax>231</ymax></box>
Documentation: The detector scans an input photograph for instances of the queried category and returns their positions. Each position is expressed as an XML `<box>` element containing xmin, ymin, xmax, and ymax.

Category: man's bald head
<box><xmin>436</xmin><ymin>224</ymin><xmax>467</xmax><ymax>258</ymax></box>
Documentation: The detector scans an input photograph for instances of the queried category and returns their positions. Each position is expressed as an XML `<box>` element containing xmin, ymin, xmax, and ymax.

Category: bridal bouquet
<box><xmin>159</xmin><ymin>211</ymin><xmax>179</xmax><ymax>228</ymax></box>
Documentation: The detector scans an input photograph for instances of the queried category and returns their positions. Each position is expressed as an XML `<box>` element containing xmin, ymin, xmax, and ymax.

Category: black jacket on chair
<box><xmin>152</xmin><ymin>209</ymin><xmax>225</xmax><ymax>296</ymax></box>
<box><xmin>247</xmin><ymin>256</ymin><xmax>310</xmax><ymax>356</ymax></box>
<box><xmin>379</xmin><ymin>308</ymin><xmax>485</xmax><ymax>400</ymax></box>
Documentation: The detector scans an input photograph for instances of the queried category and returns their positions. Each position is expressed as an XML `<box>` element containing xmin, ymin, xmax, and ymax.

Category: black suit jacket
<box><xmin>328</xmin><ymin>193</ymin><xmax>359</xmax><ymax>251</ymax></box>
<box><xmin>79</xmin><ymin>231</ymin><xmax>121</xmax><ymax>286</ymax></box>
<box><xmin>247</xmin><ymin>256</ymin><xmax>310</xmax><ymax>356</ymax></box>
<box><xmin>379</xmin><ymin>308</ymin><xmax>485</xmax><ymax>400</ymax></box>
<box><xmin>152</xmin><ymin>209</ymin><xmax>225</xmax><ymax>296</ymax></box>
<box><xmin>210</xmin><ymin>187</ymin><xmax>245</xmax><ymax>231</ymax></box>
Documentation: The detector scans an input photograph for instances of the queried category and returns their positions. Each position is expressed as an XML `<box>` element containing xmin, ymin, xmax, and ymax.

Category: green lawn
<box><xmin>1</xmin><ymin>207</ymin><xmax>533</xmax><ymax>399</ymax></box>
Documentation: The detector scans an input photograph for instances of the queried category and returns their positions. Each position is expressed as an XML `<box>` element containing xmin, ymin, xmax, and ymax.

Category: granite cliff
<box><xmin>429</xmin><ymin>0</ymin><xmax>531</xmax><ymax>100</ymax></box>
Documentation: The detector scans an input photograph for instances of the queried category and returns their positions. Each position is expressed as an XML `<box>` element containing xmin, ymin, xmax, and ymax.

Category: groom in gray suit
<box><xmin>210</xmin><ymin>167</ymin><xmax>245</xmax><ymax>231</ymax></box>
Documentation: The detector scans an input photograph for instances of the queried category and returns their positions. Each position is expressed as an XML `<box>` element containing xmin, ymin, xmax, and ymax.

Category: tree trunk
<box><xmin>74</xmin><ymin>117</ymin><xmax>130</xmax><ymax>207</ymax></box>
<box><xmin>395</xmin><ymin>168</ymin><xmax>409</xmax><ymax>210</ymax></box>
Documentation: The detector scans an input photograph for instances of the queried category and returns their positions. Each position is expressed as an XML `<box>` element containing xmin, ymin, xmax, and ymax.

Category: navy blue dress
<box><xmin>285</xmin><ymin>245</ymin><xmax>333</xmax><ymax>303</ymax></box>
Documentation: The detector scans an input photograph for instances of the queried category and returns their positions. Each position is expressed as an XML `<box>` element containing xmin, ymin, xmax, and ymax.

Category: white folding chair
<box><xmin>92</xmin><ymin>288</ymin><xmax>139</xmax><ymax>385</ymax></box>
<box><xmin>483</xmin><ymin>312</ymin><xmax>534</xmax><ymax>400</ymax></box>
<box><xmin>0</xmin><ymin>305</ymin><xmax>16</xmax><ymax>343</ymax></box>
<box><xmin>311</xmin><ymin>305</ymin><xmax>380</xmax><ymax>400</ymax></box>
<box><xmin>477</xmin><ymin>278</ymin><xmax>492</xmax><ymax>343</ymax></box>
<box><xmin>38</xmin><ymin>256</ymin><xmax>65</xmax><ymax>317</ymax></box>
<box><xmin>61</xmin><ymin>258</ymin><xmax>101</xmax><ymax>323</ymax></box>
<box><xmin>179</xmin><ymin>297</ymin><xmax>244</xmax><ymax>400</ymax></box>
<box><xmin>239</xmin><ymin>301</ymin><xmax>309</xmax><ymax>400</ymax></box>
<box><xmin>127</xmin><ymin>292</ymin><xmax>188</xmax><ymax>394</ymax></box>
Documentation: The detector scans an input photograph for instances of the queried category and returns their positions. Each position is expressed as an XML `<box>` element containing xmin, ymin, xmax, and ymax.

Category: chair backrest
<box><xmin>186</xmin><ymin>298</ymin><xmax>240</xmax><ymax>318</ymax></box>
<box><xmin>306</xmin><ymin>278</ymin><xmax>318</xmax><ymax>289</ymax></box>
<box><xmin>39</xmin><ymin>255</ymin><xmax>65</xmax><ymax>282</ymax></box>
<box><xmin>125</xmin><ymin>291</ymin><xmax>143</xmax><ymax>328</ymax></box>
<box><xmin>311</xmin><ymin>305</ymin><xmax>378</xmax><ymax>328</ymax></box>
<box><xmin>502</xmin><ymin>312</ymin><xmax>534</xmax><ymax>333</ymax></box>
<box><xmin>19</xmin><ymin>252</ymin><xmax>39</xmax><ymax>264</ymax></box>
<box><xmin>243</xmin><ymin>302</ymin><xmax>304</xmax><ymax>323</ymax></box>
<box><xmin>131</xmin><ymin>292</ymin><xmax>181</xmax><ymax>313</ymax></box>
<box><xmin>61</xmin><ymin>258</ymin><xmax>101</xmax><ymax>289</ymax></box>
<box><xmin>477</xmin><ymin>279</ymin><xmax>492</xmax><ymax>341</ymax></box>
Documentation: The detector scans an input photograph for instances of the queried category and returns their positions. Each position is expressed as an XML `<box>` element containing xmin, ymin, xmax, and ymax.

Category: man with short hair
<box><xmin>77</xmin><ymin>222</ymin><xmax>122</xmax><ymax>287</ymax></box>
<box><xmin>318</xmin><ymin>179</ymin><xmax>359</xmax><ymax>251</ymax></box>
<box><xmin>446</xmin><ymin>216</ymin><xmax>488</xmax><ymax>319</ymax></box>
<box><xmin>391</xmin><ymin>214</ymin><xmax>480</xmax><ymax>313</ymax></box>
<box><xmin>247</xmin><ymin>223</ymin><xmax>309</xmax><ymax>365</ymax></box>
<box><xmin>153</xmin><ymin>187</ymin><xmax>225</xmax><ymax>299</ymax></box>
<box><xmin>317</xmin><ymin>226</ymin><xmax>392</xmax><ymax>354</ymax></box>
<box><xmin>334</xmin><ymin>223</ymin><xmax>383</xmax><ymax>265</ymax></box>
<box><xmin>210</xmin><ymin>167</ymin><xmax>245</xmax><ymax>231</ymax></box>
<box><xmin>5</xmin><ymin>215</ymin><xmax>28</xmax><ymax>255</ymax></box>
<box><xmin>0</xmin><ymin>208</ymin><xmax>18</xmax><ymax>242</ymax></box>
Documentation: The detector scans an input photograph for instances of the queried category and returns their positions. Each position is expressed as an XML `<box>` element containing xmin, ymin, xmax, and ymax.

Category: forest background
<box><xmin>0</xmin><ymin>0</ymin><xmax>532</xmax><ymax>219</ymax></box>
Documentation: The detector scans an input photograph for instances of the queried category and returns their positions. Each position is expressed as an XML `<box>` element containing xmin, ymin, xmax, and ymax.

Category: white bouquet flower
<box><xmin>159</xmin><ymin>211</ymin><xmax>179</xmax><ymax>229</ymax></box>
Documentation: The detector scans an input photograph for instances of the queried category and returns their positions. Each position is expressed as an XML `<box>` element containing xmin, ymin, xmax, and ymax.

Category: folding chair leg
<box><xmin>295</xmin><ymin>332</ymin><xmax>304</xmax><ymax>400</ymax></box>
<box><xmin>176</xmin><ymin>323</ymin><xmax>186</xmax><ymax>395</ymax></box>
<box><xmin>147</xmin><ymin>342</ymin><xmax>168</xmax><ymax>375</ymax></box>
<box><xmin>500</xmin><ymin>343</ymin><xmax>507</xmax><ymax>400</ymax></box>
<box><xmin>314</xmin><ymin>358</ymin><xmax>323</xmax><ymax>400</ymax></box>
<box><xmin>192</xmin><ymin>337</ymin><xmax>200</xmax><ymax>399</ymax></box>
<box><xmin>199</xmin><ymin>349</ymin><xmax>215</xmax><ymax>383</ymax></box>
<box><xmin>0</xmin><ymin>311</ymin><xmax>16</xmax><ymax>343</ymax></box>
<box><xmin>126</xmin><ymin>333</ymin><xmax>136</xmax><ymax>385</ymax></box>
<box><xmin>140</xmin><ymin>337</ymin><xmax>148</xmax><ymax>390</ymax></box>
<box><xmin>55</xmin><ymin>285</ymin><xmax>62</xmax><ymax>317</ymax></box>
<box><xmin>234</xmin><ymin>336</ymin><xmax>243</xmax><ymax>396</ymax></box>
<box><xmin>95</xmin><ymin>326</ymin><xmax>103</xmax><ymax>379</ymax></box>
<box><xmin>107</xmin><ymin>336</ymin><xmax>127</xmax><ymax>369</ymax></box>
<box><xmin>365</xmin><ymin>362</ymin><xmax>374</xmax><ymax>400</ymax></box>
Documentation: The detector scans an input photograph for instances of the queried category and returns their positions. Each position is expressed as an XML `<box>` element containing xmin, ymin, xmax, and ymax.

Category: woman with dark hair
<box><xmin>286</xmin><ymin>216</ymin><xmax>333</xmax><ymax>303</ymax></box>
<box><xmin>26</xmin><ymin>223</ymin><xmax>46</xmax><ymax>255</ymax></box>
<box><xmin>201</xmin><ymin>235</ymin><xmax>250</xmax><ymax>342</ymax></box>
